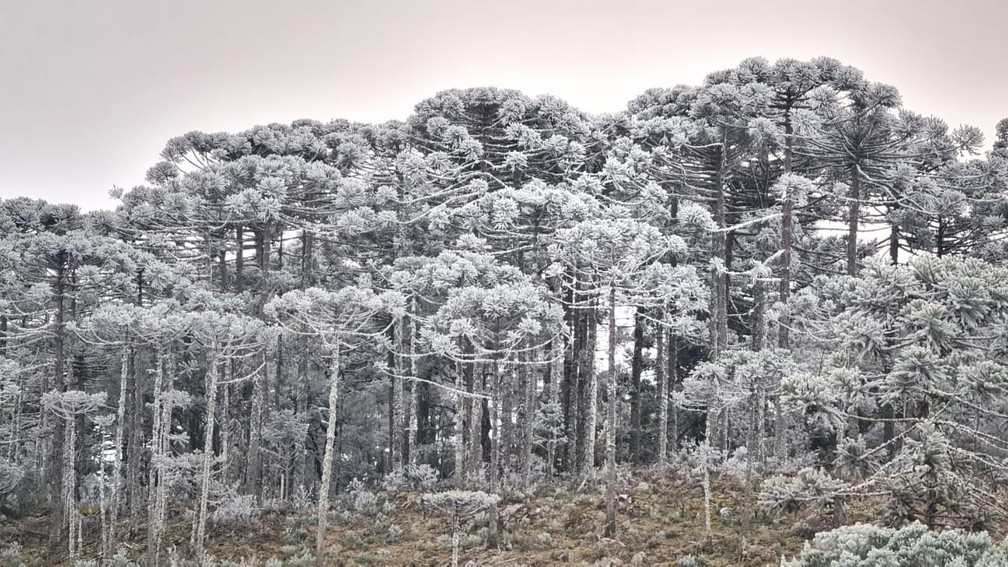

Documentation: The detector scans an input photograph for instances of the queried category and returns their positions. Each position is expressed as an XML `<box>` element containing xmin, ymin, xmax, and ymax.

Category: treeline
<box><xmin>1</xmin><ymin>57</ymin><xmax>1008</xmax><ymax>564</ymax></box>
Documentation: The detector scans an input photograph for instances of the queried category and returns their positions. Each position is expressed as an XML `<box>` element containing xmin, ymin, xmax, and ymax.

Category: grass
<box><xmin>0</xmin><ymin>468</ymin><xmax>884</xmax><ymax>566</ymax></box>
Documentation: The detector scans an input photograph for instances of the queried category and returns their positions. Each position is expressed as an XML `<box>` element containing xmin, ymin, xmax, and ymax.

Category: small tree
<box><xmin>422</xmin><ymin>490</ymin><xmax>500</xmax><ymax>567</ymax></box>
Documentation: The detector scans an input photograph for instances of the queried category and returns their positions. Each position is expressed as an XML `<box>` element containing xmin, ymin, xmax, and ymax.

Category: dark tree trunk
<box><xmin>629</xmin><ymin>309</ymin><xmax>645</xmax><ymax>464</ymax></box>
<box><xmin>779</xmin><ymin>108</ymin><xmax>794</xmax><ymax>348</ymax></box>
<box><xmin>847</xmin><ymin>166</ymin><xmax>861</xmax><ymax>276</ymax></box>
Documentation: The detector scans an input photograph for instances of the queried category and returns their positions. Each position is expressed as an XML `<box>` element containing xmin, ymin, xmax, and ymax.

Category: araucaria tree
<box><xmin>1</xmin><ymin>57</ymin><xmax>1006</xmax><ymax>565</ymax></box>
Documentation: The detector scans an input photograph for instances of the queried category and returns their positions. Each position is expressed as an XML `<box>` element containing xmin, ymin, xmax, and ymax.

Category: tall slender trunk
<box><xmin>889</xmin><ymin>225</ymin><xmax>899</xmax><ymax>265</ymax></box>
<box><xmin>109</xmin><ymin>344</ymin><xmax>128</xmax><ymax>551</ymax></box>
<box><xmin>407</xmin><ymin>300</ymin><xmax>419</xmax><ymax>465</ymax></box>
<box><xmin>656</xmin><ymin>324</ymin><xmax>668</xmax><ymax>464</ymax></box>
<box><xmin>579</xmin><ymin>299</ymin><xmax>598</xmax><ymax>475</ymax></box>
<box><xmin>604</xmin><ymin>285</ymin><xmax>618</xmax><ymax>537</ymax></box>
<box><xmin>486</xmin><ymin>361</ymin><xmax>502</xmax><ymax>549</ymax></box>
<box><xmin>454</xmin><ymin>359</ymin><xmax>466</xmax><ymax>488</ymax></box>
<box><xmin>47</xmin><ymin>255</ymin><xmax>68</xmax><ymax>552</ymax></box>
<box><xmin>145</xmin><ymin>349</ymin><xmax>165</xmax><ymax>562</ymax></box>
<box><xmin>390</xmin><ymin>320</ymin><xmax>403</xmax><ymax>469</ymax></box>
<box><xmin>315</xmin><ymin>342</ymin><xmax>341</xmax><ymax>567</ymax></box>
<box><xmin>235</xmin><ymin>225</ymin><xmax>244</xmax><ymax>293</ymax></box>
<box><xmin>127</xmin><ymin>345</ymin><xmax>144</xmax><ymax>523</ymax></box>
<box><xmin>847</xmin><ymin>165</ymin><xmax>861</xmax><ymax>276</ymax></box>
<box><xmin>779</xmin><ymin>110</ymin><xmax>794</xmax><ymax>348</ymax></box>
<box><xmin>520</xmin><ymin>354</ymin><xmax>535</xmax><ymax>486</ymax></box>
<box><xmin>751</xmin><ymin>280</ymin><xmax>766</xmax><ymax>351</ymax></box>
<box><xmin>247</xmin><ymin>345</ymin><xmax>268</xmax><ymax>499</ymax></box>
<box><xmin>561</xmin><ymin>279</ymin><xmax>576</xmax><ymax>473</ymax></box>
<box><xmin>629</xmin><ymin>309</ymin><xmax>644</xmax><ymax>464</ymax></box>
<box><xmin>711</xmin><ymin>145</ymin><xmax>729</xmax><ymax>358</ymax></box>
<box><xmin>194</xmin><ymin>349</ymin><xmax>221</xmax><ymax>562</ymax></box>
<box><xmin>668</xmin><ymin>333</ymin><xmax>680</xmax><ymax>451</ymax></box>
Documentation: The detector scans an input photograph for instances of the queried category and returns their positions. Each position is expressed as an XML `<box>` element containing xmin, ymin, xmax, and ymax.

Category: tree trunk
<box><xmin>847</xmin><ymin>166</ymin><xmax>861</xmax><ymax>276</ymax></box>
<box><xmin>629</xmin><ymin>309</ymin><xmax>644</xmax><ymax>464</ymax></box>
<box><xmin>454</xmin><ymin>359</ymin><xmax>466</xmax><ymax>488</ymax></box>
<box><xmin>561</xmin><ymin>279</ymin><xmax>576</xmax><ymax>474</ymax></box>
<box><xmin>711</xmin><ymin>147</ymin><xmax>729</xmax><ymax>358</ymax></box>
<box><xmin>390</xmin><ymin>319</ymin><xmax>403</xmax><ymax>469</ymax></box>
<box><xmin>247</xmin><ymin>345</ymin><xmax>268</xmax><ymax>499</ymax></box>
<box><xmin>235</xmin><ymin>225</ymin><xmax>244</xmax><ymax>293</ymax></box>
<box><xmin>668</xmin><ymin>333</ymin><xmax>680</xmax><ymax>451</ymax></box>
<box><xmin>145</xmin><ymin>349</ymin><xmax>165</xmax><ymax>563</ymax></box>
<box><xmin>579</xmin><ymin>299</ymin><xmax>598</xmax><ymax>476</ymax></box>
<box><xmin>194</xmin><ymin>349</ymin><xmax>220</xmax><ymax>562</ymax></box>
<box><xmin>779</xmin><ymin>111</ymin><xmax>794</xmax><ymax>348</ymax></box>
<box><xmin>47</xmin><ymin>254</ymin><xmax>67</xmax><ymax>552</ymax></box>
<box><xmin>127</xmin><ymin>345</ymin><xmax>144</xmax><ymax>523</ymax></box>
<box><xmin>487</xmin><ymin>361</ymin><xmax>502</xmax><ymax>549</ymax></box>
<box><xmin>751</xmin><ymin>280</ymin><xmax>766</xmax><ymax>351</ymax></box>
<box><xmin>604</xmin><ymin>285</ymin><xmax>618</xmax><ymax>538</ymax></box>
<box><xmin>407</xmin><ymin>301</ymin><xmax>419</xmax><ymax>465</ymax></box>
<box><xmin>656</xmin><ymin>325</ymin><xmax>668</xmax><ymax>465</ymax></box>
<box><xmin>315</xmin><ymin>342</ymin><xmax>341</xmax><ymax>567</ymax></box>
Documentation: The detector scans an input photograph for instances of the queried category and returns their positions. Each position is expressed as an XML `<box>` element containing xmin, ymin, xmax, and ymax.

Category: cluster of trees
<box><xmin>1</xmin><ymin>57</ymin><xmax>1007</xmax><ymax>563</ymax></box>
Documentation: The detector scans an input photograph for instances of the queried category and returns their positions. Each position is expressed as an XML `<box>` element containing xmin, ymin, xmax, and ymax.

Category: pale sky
<box><xmin>1</xmin><ymin>0</ymin><xmax>1006</xmax><ymax>211</ymax></box>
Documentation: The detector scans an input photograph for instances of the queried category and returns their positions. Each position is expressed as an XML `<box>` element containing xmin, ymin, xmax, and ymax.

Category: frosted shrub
<box><xmin>209</xmin><ymin>493</ymin><xmax>260</xmax><ymax>527</ymax></box>
<box><xmin>0</xmin><ymin>543</ymin><xmax>22</xmax><ymax>567</ymax></box>
<box><xmin>387</xmin><ymin>523</ymin><xmax>403</xmax><ymax>542</ymax></box>
<box><xmin>781</xmin><ymin>521</ymin><xmax>1008</xmax><ymax>566</ymax></box>
<box><xmin>290</xmin><ymin>485</ymin><xmax>313</xmax><ymax>512</ymax></box>
<box><xmin>720</xmin><ymin>446</ymin><xmax>750</xmax><ymax>479</ymax></box>
<box><xmin>759</xmin><ymin>467</ymin><xmax>847</xmax><ymax>517</ymax></box>
<box><xmin>676</xmin><ymin>555</ymin><xmax>703</xmax><ymax>567</ymax></box>
<box><xmin>72</xmin><ymin>551</ymin><xmax>138</xmax><ymax>567</ymax></box>
<box><xmin>352</xmin><ymin>489</ymin><xmax>378</xmax><ymax>514</ymax></box>
<box><xmin>382</xmin><ymin>463</ymin><xmax>439</xmax><ymax>492</ymax></box>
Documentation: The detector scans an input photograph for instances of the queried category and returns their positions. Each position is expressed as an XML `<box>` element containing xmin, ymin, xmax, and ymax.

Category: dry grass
<box><xmin>0</xmin><ymin>468</ymin><xmax>885</xmax><ymax>566</ymax></box>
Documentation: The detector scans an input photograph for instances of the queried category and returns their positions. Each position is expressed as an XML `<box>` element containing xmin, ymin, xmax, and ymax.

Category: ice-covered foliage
<box><xmin>781</xmin><ymin>521</ymin><xmax>1008</xmax><ymax>566</ymax></box>
<box><xmin>382</xmin><ymin>464</ymin><xmax>439</xmax><ymax>492</ymax></box>
<box><xmin>209</xmin><ymin>493</ymin><xmax>260</xmax><ymax>527</ymax></box>
<box><xmin>759</xmin><ymin>468</ymin><xmax>848</xmax><ymax>517</ymax></box>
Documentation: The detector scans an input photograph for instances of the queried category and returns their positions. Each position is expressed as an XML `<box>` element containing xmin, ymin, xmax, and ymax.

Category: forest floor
<box><xmin>1</xmin><ymin>467</ymin><xmax>885</xmax><ymax>566</ymax></box>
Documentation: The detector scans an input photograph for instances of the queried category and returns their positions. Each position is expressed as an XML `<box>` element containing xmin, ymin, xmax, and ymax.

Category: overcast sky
<box><xmin>2</xmin><ymin>0</ymin><xmax>1006</xmax><ymax>211</ymax></box>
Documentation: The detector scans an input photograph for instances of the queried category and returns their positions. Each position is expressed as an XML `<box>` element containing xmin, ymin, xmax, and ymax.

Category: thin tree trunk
<box><xmin>520</xmin><ymin>354</ymin><xmax>535</xmax><ymax>486</ymax></box>
<box><xmin>193</xmin><ymin>349</ymin><xmax>220</xmax><ymax>562</ymax></box>
<box><xmin>629</xmin><ymin>308</ymin><xmax>644</xmax><ymax>464</ymax></box>
<box><xmin>579</xmin><ymin>300</ymin><xmax>598</xmax><ymax>476</ymax></box>
<box><xmin>752</xmin><ymin>280</ymin><xmax>766</xmax><ymax>351</ymax></box>
<box><xmin>109</xmin><ymin>346</ymin><xmax>129</xmax><ymax>552</ymax></box>
<box><xmin>145</xmin><ymin>349</ymin><xmax>165</xmax><ymax>562</ymax></box>
<box><xmin>407</xmin><ymin>300</ymin><xmax>419</xmax><ymax>465</ymax></box>
<box><xmin>391</xmin><ymin>319</ymin><xmax>404</xmax><ymax>469</ymax></box>
<box><xmin>47</xmin><ymin>255</ymin><xmax>67</xmax><ymax>552</ymax></box>
<box><xmin>487</xmin><ymin>361</ymin><xmax>502</xmax><ymax>549</ymax></box>
<box><xmin>454</xmin><ymin>359</ymin><xmax>466</xmax><ymax>488</ymax></box>
<box><xmin>315</xmin><ymin>342</ymin><xmax>341</xmax><ymax>567</ymax></box>
<box><xmin>847</xmin><ymin>166</ymin><xmax>861</xmax><ymax>276</ymax></box>
<box><xmin>711</xmin><ymin>145</ymin><xmax>729</xmax><ymax>358</ymax></box>
<box><xmin>779</xmin><ymin>112</ymin><xmax>794</xmax><ymax>348</ymax></box>
<box><xmin>656</xmin><ymin>324</ymin><xmax>668</xmax><ymax>465</ymax></box>
<box><xmin>604</xmin><ymin>285</ymin><xmax>618</xmax><ymax>538</ymax></box>
<box><xmin>247</xmin><ymin>345</ymin><xmax>268</xmax><ymax>499</ymax></box>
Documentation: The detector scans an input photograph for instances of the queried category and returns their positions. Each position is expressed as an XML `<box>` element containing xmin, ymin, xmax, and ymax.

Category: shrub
<box><xmin>759</xmin><ymin>467</ymin><xmax>847</xmax><ymax>516</ymax></box>
<box><xmin>209</xmin><ymin>493</ymin><xmax>260</xmax><ymax>527</ymax></box>
<box><xmin>382</xmin><ymin>464</ymin><xmax>439</xmax><ymax>492</ymax></box>
<box><xmin>781</xmin><ymin>521</ymin><xmax>1008</xmax><ymax>566</ymax></box>
<box><xmin>0</xmin><ymin>543</ymin><xmax>21</xmax><ymax>567</ymax></box>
